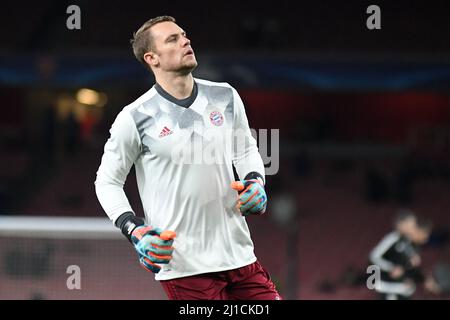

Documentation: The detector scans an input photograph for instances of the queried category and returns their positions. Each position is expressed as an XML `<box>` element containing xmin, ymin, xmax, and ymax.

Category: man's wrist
<box><xmin>115</xmin><ymin>211</ymin><xmax>145</xmax><ymax>242</ymax></box>
<box><xmin>244</xmin><ymin>171</ymin><xmax>265</xmax><ymax>186</ymax></box>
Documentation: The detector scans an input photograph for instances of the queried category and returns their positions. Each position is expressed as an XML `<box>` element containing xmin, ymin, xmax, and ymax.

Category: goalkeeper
<box><xmin>95</xmin><ymin>16</ymin><xmax>281</xmax><ymax>300</ymax></box>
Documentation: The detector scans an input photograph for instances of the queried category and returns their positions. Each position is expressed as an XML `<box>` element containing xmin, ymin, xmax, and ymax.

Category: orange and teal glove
<box><xmin>231</xmin><ymin>173</ymin><xmax>267</xmax><ymax>216</ymax></box>
<box><xmin>131</xmin><ymin>226</ymin><xmax>176</xmax><ymax>273</ymax></box>
<box><xmin>115</xmin><ymin>212</ymin><xmax>176</xmax><ymax>273</ymax></box>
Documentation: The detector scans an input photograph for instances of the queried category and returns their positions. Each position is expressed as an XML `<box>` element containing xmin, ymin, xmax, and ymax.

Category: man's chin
<box><xmin>179</xmin><ymin>61</ymin><xmax>198</xmax><ymax>75</ymax></box>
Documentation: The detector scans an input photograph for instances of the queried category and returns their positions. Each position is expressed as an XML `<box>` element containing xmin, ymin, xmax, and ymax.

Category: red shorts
<box><xmin>160</xmin><ymin>261</ymin><xmax>282</xmax><ymax>300</ymax></box>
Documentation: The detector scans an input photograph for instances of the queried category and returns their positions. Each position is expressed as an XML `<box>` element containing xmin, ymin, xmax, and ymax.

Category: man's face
<box><xmin>149</xmin><ymin>21</ymin><xmax>197</xmax><ymax>74</ymax></box>
<box><xmin>410</xmin><ymin>228</ymin><xmax>430</xmax><ymax>245</ymax></box>
<box><xmin>397</xmin><ymin>216</ymin><xmax>416</xmax><ymax>236</ymax></box>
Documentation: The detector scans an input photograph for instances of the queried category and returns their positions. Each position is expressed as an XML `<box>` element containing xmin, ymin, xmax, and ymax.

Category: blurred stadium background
<box><xmin>1</xmin><ymin>0</ymin><xmax>450</xmax><ymax>299</ymax></box>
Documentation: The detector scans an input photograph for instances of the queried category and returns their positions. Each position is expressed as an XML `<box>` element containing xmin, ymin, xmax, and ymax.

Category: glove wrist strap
<box><xmin>244</xmin><ymin>171</ymin><xmax>265</xmax><ymax>186</ymax></box>
<box><xmin>115</xmin><ymin>211</ymin><xmax>145</xmax><ymax>242</ymax></box>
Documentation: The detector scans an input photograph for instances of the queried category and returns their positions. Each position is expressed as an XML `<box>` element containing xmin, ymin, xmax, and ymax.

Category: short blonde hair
<box><xmin>130</xmin><ymin>16</ymin><xmax>176</xmax><ymax>70</ymax></box>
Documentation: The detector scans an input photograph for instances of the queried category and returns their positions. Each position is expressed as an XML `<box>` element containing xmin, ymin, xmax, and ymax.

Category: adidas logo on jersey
<box><xmin>158</xmin><ymin>126</ymin><xmax>173</xmax><ymax>138</ymax></box>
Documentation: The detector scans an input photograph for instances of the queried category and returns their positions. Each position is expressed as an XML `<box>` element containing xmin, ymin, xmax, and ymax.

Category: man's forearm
<box><xmin>94</xmin><ymin>179</ymin><xmax>135</xmax><ymax>224</ymax></box>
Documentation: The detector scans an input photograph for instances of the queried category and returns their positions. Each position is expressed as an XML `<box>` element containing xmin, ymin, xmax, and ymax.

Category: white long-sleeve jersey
<box><xmin>95</xmin><ymin>78</ymin><xmax>265</xmax><ymax>280</ymax></box>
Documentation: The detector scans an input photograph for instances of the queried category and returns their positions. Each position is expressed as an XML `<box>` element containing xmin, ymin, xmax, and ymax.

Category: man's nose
<box><xmin>181</xmin><ymin>36</ymin><xmax>191</xmax><ymax>47</ymax></box>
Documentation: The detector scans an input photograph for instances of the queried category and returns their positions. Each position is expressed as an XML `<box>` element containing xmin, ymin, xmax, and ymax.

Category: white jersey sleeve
<box><xmin>231</xmin><ymin>88</ymin><xmax>265</xmax><ymax>183</ymax></box>
<box><xmin>95</xmin><ymin>110</ymin><xmax>141</xmax><ymax>224</ymax></box>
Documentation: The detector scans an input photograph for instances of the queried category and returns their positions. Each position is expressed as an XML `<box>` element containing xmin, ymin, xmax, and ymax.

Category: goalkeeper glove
<box><xmin>115</xmin><ymin>212</ymin><xmax>176</xmax><ymax>273</ymax></box>
<box><xmin>131</xmin><ymin>226</ymin><xmax>175</xmax><ymax>273</ymax></box>
<box><xmin>231</xmin><ymin>173</ymin><xmax>267</xmax><ymax>216</ymax></box>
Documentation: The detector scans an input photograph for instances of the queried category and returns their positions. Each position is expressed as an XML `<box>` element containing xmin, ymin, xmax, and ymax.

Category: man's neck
<box><xmin>155</xmin><ymin>73</ymin><xmax>194</xmax><ymax>100</ymax></box>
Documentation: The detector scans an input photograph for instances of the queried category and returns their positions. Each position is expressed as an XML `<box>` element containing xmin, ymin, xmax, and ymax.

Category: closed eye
<box><xmin>166</xmin><ymin>35</ymin><xmax>178</xmax><ymax>42</ymax></box>
<box><xmin>165</xmin><ymin>31</ymin><xmax>187</xmax><ymax>43</ymax></box>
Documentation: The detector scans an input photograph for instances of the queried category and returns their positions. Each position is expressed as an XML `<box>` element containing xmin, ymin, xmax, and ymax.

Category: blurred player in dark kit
<box><xmin>369</xmin><ymin>210</ymin><xmax>432</xmax><ymax>300</ymax></box>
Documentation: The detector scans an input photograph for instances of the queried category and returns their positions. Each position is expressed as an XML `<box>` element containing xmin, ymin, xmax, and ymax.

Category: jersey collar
<box><xmin>154</xmin><ymin>81</ymin><xmax>198</xmax><ymax>109</ymax></box>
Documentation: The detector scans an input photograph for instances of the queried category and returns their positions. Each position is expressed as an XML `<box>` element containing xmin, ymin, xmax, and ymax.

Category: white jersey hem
<box><xmin>155</xmin><ymin>257</ymin><xmax>258</xmax><ymax>281</ymax></box>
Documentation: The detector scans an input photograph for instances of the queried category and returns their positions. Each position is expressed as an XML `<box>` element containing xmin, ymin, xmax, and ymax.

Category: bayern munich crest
<box><xmin>209</xmin><ymin>111</ymin><xmax>224</xmax><ymax>126</ymax></box>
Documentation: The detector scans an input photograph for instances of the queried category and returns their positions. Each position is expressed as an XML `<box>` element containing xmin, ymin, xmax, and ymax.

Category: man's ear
<box><xmin>144</xmin><ymin>51</ymin><xmax>159</xmax><ymax>68</ymax></box>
